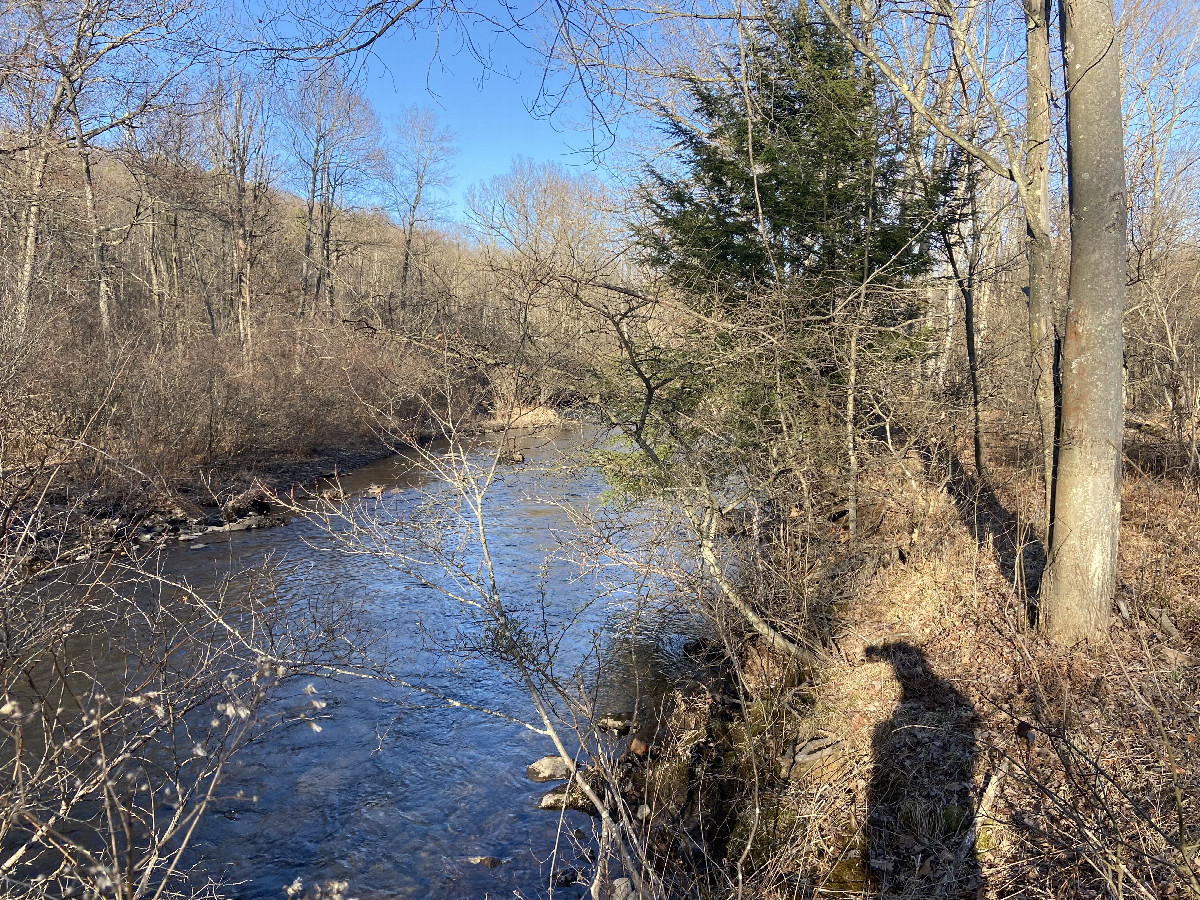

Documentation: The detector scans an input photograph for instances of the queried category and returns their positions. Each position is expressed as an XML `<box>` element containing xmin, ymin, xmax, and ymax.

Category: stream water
<box><xmin>161</xmin><ymin>426</ymin><xmax>683</xmax><ymax>900</ymax></box>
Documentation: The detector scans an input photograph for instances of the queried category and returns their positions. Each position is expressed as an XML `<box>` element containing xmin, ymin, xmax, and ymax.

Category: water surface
<box><xmin>170</xmin><ymin>427</ymin><xmax>680</xmax><ymax>899</ymax></box>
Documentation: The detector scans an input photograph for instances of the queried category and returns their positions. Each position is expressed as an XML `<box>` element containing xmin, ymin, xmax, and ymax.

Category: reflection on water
<box><xmin>161</xmin><ymin>427</ymin><xmax>685</xmax><ymax>899</ymax></box>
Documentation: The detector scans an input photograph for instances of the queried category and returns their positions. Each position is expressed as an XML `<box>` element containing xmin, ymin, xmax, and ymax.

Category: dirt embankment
<box><xmin>10</xmin><ymin>404</ymin><xmax>570</xmax><ymax>572</ymax></box>
<box><xmin>521</xmin><ymin>432</ymin><xmax>1200</xmax><ymax>899</ymax></box>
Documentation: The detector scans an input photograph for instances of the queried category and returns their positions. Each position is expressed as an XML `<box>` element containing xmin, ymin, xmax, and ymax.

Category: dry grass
<box><xmin>727</xmin><ymin>434</ymin><xmax>1200</xmax><ymax>900</ymax></box>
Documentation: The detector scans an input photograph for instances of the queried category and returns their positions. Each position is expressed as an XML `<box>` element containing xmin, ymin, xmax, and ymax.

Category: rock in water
<box><xmin>610</xmin><ymin>877</ymin><xmax>634</xmax><ymax>900</ymax></box>
<box><xmin>526</xmin><ymin>755</ymin><xmax>573</xmax><ymax>783</ymax></box>
<box><xmin>466</xmin><ymin>856</ymin><xmax>505</xmax><ymax>868</ymax></box>
<box><xmin>595</xmin><ymin>714</ymin><xmax>634</xmax><ymax>736</ymax></box>
<box><xmin>537</xmin><ymin>781</ymin><xmax>598</xmax><ymax>816</ymax></box>
<box><xmin>553</xmin><ymin>868</ymin><xmax>583</xmax><ymax>887</ymax></box>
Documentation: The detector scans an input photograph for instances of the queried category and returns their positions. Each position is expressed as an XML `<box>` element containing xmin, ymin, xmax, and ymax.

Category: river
<box><xmin>163</xmin><ymin>425</ymin><xmax>685</xmax><ymax>899</ymax></box>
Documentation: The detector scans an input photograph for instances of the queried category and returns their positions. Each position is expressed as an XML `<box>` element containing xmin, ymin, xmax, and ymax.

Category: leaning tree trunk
<box><xmin>1025</xmin><ymin>0</ymin><xmax>1058</xmax><ymax>534</ymax></box>
<box><xmin>1039</xmin><ymin>0</ymin><xmax>1128</xmax><ymax>644</ymax></box>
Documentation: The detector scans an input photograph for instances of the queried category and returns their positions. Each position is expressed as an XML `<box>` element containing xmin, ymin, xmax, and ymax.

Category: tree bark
<box><xmin>1040</xmin><ymin>0</ymin><xmax>1128</xmax><ymax>644</ymax></box>
<box><xmin>169</xmin><ymin>212</ymin><xmax>184</xmax><ymax>346</ymax></box>
<box><xmin>76</xmin><ymin>142</ymin><xmax>114</xmax><ymax>335</ymax></box>
<box><xmin>946</xmin><ymin>248</ymin><xmax>986</xmax><ymax>481</ymax></box>
<box><xmin>15</xmin><ymin>147</ymin><xmax>51</xmax><ymax>334</ymax></box>
<box><xmin>146</xmin><ymin>202</ymin><xmax>165</xmax><ymax>346</ymax></box>
<box><xmin>398</xmin><ymin>204</ymin><xmax>418</xmax><ymax>327</ymax></box>
<box><xmin>65</xmin><ymin>87</ymin><xmax>115</xmax><ymax>335</ymax></box>
<box><xmin>1025</xmin><ymin>0</ymin><xmax>1058</xmax><ymax>533</ymax></box>
<box><xmin>300</xmin><ymin>139</ymin><xmax>321</xmax><ymax>320</ymax></box>
<box><xmin>319</xmin><ymin>193</ymin><xmax>336</xmax><ymax>323</ymax></box>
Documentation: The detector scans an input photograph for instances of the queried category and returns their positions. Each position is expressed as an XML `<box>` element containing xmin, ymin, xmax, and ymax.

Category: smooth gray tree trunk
<box><xmin>1040</xmin><ymin>0</ymin><xmax>1128</xmax><ymax>644</ymax></box>
<box><xmin>1024</xmin><ymin>0</ymin><xmax>1058</xmax><ymax>533</ymax></box>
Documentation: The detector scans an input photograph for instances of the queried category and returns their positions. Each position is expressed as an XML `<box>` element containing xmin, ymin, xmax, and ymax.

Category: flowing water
<box><xmin>162</xmin><ymin>426</ymin><xmax>684</xmax><ymax>900</ymax></box>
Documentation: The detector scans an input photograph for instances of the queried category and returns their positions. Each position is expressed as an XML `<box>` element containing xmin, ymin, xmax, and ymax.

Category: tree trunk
<box><xmin>846</xmin><ymin>321</ymin><xmax>859</xmax><ymax>540</ymax></box>
<box><xmin>78</xmin><ymin>145</ymin><xmax>114</xmax><ymax>335</ymax></box>
<box><xmin>66</xmin><ymin>95</ymin><xmax>114</xmax><ymax>336</ymax></box>
<box><xmin>398</xmin><ymin>213</ymin><xmax>417</xmax><ymax>327</ymax></box>
<box><xmin>320</xmin><ymin>199</ymin><xmax>335</xmax><ymax>323</ymax></box>
<box><xmin>300</xmin><ymin>141</ymin><xmax>320</xmax><ymax>320</ymax></box>
<box><xmin>947</xmin><ymin>251</ymin><xmax>987</xmax><ymax>482</ymax></box>
<box><xmin>1040</xmin><ymin>0</ymin><xmax>1128</xmax><ymax>644</ymax></box>
<box><xmin>15</xmin><ymin>147</ymin><xmax>50</xmax><ymax>335</ymax></box>
<box><xmin>236</xmin><ymin>232</ymin><xmax>253</xmax><ymax>354</ymax></box>
<box><xmin>232</xmin><ymin>175</ymin><xmax>252</xmax><ymax>352</ymax></box>
<box><xmin>1025</xmin><ymin>0</ymin><xmax>1058</xmax><ymax>534</ymax></box>
<box><xmin>147</xmin><ymin>207</ymin><xmax>165</xmax><ymax>347</ymax></box>
<box><xmin>169</xmin><ymin>212</ymin><xmax>184</xmax><ymax>346</ymax></box>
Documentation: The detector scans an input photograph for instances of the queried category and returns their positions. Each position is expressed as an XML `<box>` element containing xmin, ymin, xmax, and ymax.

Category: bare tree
<box><xmin>1037</xmin><ymin>0</ymin><xmax>1129</xmax><ymax>643</ymax></box>
<box><xmin>385</xmin><ymin>106</ymin><xmax>456</xmax><ymax>328</ymax></box>
<box><xmin>1121</xmin><ymin>0</ymin><xmax>1200</xmax><ymax>470</ymax></box>
<box><xmin>1024</xmin><ymin>0</ymin><xmax>1057</xmax><ymax>527</ymax></box>
<box><xmin>284</xmin><ymin>66</ymin><xmax>384</xmax><ymax>323</ymax></box>
<box><xmin>465</xmin><ymin>157</ymin><xmax>618</xmax><ymax>395</ymax></box>
<box><xmin>0</xmin><ymin>0</ymin><xmax>206</xmax><ymax>335</ymax></box>
<box><xmin>205</xmin><ymin>66</ymin><xmax>277</xmax><ymax>354</ymax></box>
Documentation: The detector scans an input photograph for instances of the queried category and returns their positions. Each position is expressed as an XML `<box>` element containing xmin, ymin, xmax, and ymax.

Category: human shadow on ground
<box><xmin>946</xmin><ymin>454</ymin><xmax>1046</xmax><ymax>606</ymax></box>
<box><xmin>866</xmin><ymin>642</ymin><xmax>982</xmax><ymax>899</ymax></box>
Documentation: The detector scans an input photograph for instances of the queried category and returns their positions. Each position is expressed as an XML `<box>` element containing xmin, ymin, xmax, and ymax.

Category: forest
<box><xmin>1</xmin><ymin>0</ymin><xmax>1199</xmax><ymax>896</ymax></box>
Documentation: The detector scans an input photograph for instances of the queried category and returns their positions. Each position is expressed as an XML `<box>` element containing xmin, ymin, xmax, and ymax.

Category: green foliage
<box><xmin>639</xmin><ymin>0</ymin><xmax>934</xmax><ymax>312</ymax></box>
<box><xmin>600</xmin><ymin>1</ymin><xmax>945</xmax><ymax>535</ymax></box>
<box><xmin>592</xmin><ymin>315</ymin><xmax>833</xmax><ymax>500</ymax></box>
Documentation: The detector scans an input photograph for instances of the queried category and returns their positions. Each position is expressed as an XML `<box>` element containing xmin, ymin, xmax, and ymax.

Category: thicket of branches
<box><xmin>3</xmin><ymin>0</ymin><xmax>1200</xmax><ymax>895</ymax></box>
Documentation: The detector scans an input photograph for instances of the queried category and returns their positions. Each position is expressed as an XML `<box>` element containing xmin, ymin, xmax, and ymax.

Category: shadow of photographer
<box><xmin>865</xmin><ymin>641</ymin><xmax>982</xmax><ymax>898</ymax></box>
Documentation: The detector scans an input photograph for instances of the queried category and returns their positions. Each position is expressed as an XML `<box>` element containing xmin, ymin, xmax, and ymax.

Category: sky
<box><xmin>356</xmin><ymin>16</ymin><xmax>613</xmax><ymax>221</ymax></box>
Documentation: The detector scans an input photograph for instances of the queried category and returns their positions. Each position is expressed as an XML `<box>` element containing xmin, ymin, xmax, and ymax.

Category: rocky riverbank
<box><xmin>522</xmin><ymin>636</ymin><xmax>846</xmax><ymax>894</ymax></box>
<box><xmin>11</xmin><ymin>442</ymin><xmax>394</xmax><ymax>572</ymax></box>
<box><xmin>12</xmin><ymin>406</ymin><xmax>568</xmax><ymax>573</ymax></box>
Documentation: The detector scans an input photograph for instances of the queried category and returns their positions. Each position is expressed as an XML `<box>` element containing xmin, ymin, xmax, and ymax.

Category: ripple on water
<box><xmin>179</xmin><ymin>427</ymin><xmax>676</xmax><ymax>897</ymax></box>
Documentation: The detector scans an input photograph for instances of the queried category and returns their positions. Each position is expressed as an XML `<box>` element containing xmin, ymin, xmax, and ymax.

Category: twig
<box><xmin>961</xmin><ymin>757</ymin><xmax>1009</xmax><ymax>858</ymax></box>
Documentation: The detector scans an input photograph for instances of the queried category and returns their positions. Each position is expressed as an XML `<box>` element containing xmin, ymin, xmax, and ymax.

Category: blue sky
<box><xmin>358</xmin><ymin>18</ymin><xmax>610</xmax><ymax>220</ymax></box>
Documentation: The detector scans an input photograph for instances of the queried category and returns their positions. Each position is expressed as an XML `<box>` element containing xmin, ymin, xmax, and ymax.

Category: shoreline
<box><xmin>14</xmin><ymin>406</ymin><xmax>572</xmax><ymax>571</ymax></box>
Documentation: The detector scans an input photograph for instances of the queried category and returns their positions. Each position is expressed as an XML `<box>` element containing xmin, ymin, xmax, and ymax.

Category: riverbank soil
<box><xmin>692</xmin><ymin>428</ymin><xmax>1200</xmax><ymax>899</ymax></box>
<box><xmin>0</xmin><ymin>312</ymin><xmax>569</xmax><ymax>570</ymax></box>
<box><xmin>3</xmin><ymin>358</ymin><xmax>566</xmax><ymax>569</ymax></box>
<box><xmin>3</xmin><ymin>433</ymin><xmax>395</xmax><ymax>571</ymax></box>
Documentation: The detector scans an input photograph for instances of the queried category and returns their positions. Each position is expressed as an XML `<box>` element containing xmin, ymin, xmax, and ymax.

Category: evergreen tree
<box><xmin>639</xmin><ymin>2</ymin><xmax>930</xmax><ymax>311</ymax></box>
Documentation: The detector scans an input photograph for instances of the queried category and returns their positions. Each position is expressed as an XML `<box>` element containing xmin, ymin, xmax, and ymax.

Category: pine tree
<box><xmin>639</xmin><ymin>2</ymin><xmax>930</xmax><ymax>311</ymax></box>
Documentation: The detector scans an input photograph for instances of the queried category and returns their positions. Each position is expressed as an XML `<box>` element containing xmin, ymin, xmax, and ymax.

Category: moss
<box><xmin>941</xmin><ymin>804</ymin><xmax>970</xmax><ymax>836</ymax></box>
<box><xmin>726</xmin><ymin>794</ymin><xmax>804</xmax><ymax>872</ymax></box>
<box><xmin>646</xmin><ymin>753</ymin><xmax>691</xmax><ymax>818</ymax></box>
<box><xmin>823</xmin><ymin>854</ymin><xmax>869</xmax><ymax>893</ymax></box>
<box><xmin>820</xmin><ymin>830</ymin><xmax>869</xmax><ymax>894</ymax></box>
<box><xmin>974</xmin><ymin>822</ymin><xmax>997</xmax><ymax>854</ymax></box>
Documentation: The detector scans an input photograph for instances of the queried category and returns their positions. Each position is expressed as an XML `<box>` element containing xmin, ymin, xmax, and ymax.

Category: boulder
<box><xmin>595</xmin><ymin>714</ymin><xmax>633</xmax><ymax>736</ymax></box>
<box><xmin>780</xmin><ymin>736</ymin><xmax>846</xmax><ymax>785</ymax></box>
<box><xmin>526</xmin><ymin>755</ymin><xmax>573</xmax><ymax>783</ymax></box>
<box><xmin>222</xmin><ymin>488</ymin><xmax>271</xmax><ymax>520</ymax></box>
<box><xmin>537</xmin><ymin>780</ymin><xmax>599</xmax><ymax>816</ymax></box>
<box><xmin>466</xmin><ymin>856</ymin><xmax>505</xmax><ymax>868</ymax></box>
<box><xmin>644</xmin><ymin>753</ymin><xmax>691</xmax><ymax>819</ymax></box>
<box><xmin>553</xmin><ymin>867</ymin><xmax>584</xmax><ymax>887</ymax></box>
<box><xmin>739</xmin><ymin>638</ymin><xmax>799</xmax><ymax>699</ymax></box>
